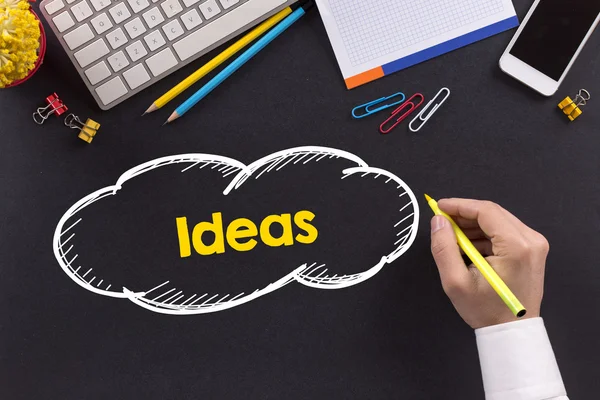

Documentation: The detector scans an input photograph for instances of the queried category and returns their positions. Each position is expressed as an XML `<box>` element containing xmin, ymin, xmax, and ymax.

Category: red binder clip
<box><xmin>33</xmin><ymin>93</ymin><xmax>68</xmax><ymax>125</ymax></box>
<box><xmin>380</xmin><ymin>93</ymin><xmax>425</xmax><ymax>134</ymax></box>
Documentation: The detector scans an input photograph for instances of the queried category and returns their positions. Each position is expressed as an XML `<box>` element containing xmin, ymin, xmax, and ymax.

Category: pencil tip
<box><xmin>145</xmin><ymin>104</ymin><xmax>158</xmax><ymax>115</ymax></box>
<box><xmin>162</xmin><ymin>120</ymin><xmax>169</xmax><ymax>126</ymax></box>
<box><xmin>424</xmin><ymin>194</ymin><xmax>432</xmax><ymax>202</ymax></box>
<box><xmin>165</xmin><ymin>111</ymin><xmax>179</xmax><ymax>125</ymax></box>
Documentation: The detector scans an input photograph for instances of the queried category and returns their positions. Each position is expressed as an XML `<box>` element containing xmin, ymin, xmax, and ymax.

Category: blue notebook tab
<box><xmin>382</xmin><ymin>16</ymin><xmax>520</xmax><ymax>76</ymax></box>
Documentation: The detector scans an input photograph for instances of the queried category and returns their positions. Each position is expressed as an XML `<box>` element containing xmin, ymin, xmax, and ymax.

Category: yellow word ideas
<box><xmin>175</xmin><ymin>211</ymin><xmax>318</xmax><ymax>257</ymax></box>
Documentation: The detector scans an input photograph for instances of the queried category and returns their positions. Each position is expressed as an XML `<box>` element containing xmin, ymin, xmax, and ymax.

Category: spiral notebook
<box><xmin>315</xmin><ymin>0</ymin><xmax>519</xmax><ymax>89</ymax></box>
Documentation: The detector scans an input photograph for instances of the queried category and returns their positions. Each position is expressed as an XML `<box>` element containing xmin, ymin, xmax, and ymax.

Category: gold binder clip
<box><xmin>558</xmin><ymin>89</ymin><xmax>590</xmax><ymax>122</ymax></box>
<box><xmin>64</xmin><ymin>114</ymin><xmax>100</xmax><ymax>143</ymax></box>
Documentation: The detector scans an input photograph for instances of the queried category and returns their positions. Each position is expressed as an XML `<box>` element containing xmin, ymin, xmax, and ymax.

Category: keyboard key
<box><xmin>90</xmin><ymin>0</ymin><xmax>111</xmax><ymax>11</ymax></box>
<box><xmin>107</xmin><ymin>50</ymin><xmax>130</xmax><ymax>72</ymax></box>
<box><xmin>145</xmin><ymin>47</ymin><xmax>177</xmax><ymax>76</ymax></box>
<box><xmin>124</xmin><ymin>17</ymin><xmax>147</xmax><ymax>39</ymax></box>
<box><xmin>181</xmin><ymin>9</ymin><xmax>202</xmax><ymax>30</ymax></box>
<box><xmin>127</xmin><ymin>0</ymin><xmax>149</xmax><ymax>13</ymax></box>
<box><xmin>174</xmin><ymin>0</ymin><xmax>282</xmax><ymax>61</ymax></box>
<box><xmin>144</xmin><ymin>30</ymin><xmax>165</xmax><ymax>51</ymax></box>
<box><xmin>199</xmin><ymin>0</ymin><xmax>220</xmax><ymax>20</ymax></box>
<box><xmin>109</xmin><ymin>2</ymin><xmax>131</xmax><ymax>24</ymax></box>
<box><xmin>45</xmin><ymin>0</ymin><xmax>65</xmax><ymax>15</ymax></box>
<box><xmin>218</xmin><ymin>0</ymin><xmax>238</xmax><ymax>9</ymax></box>
<box><xmin>123</xmin><ymin>64</ymin><xmax>151</xmax><ymax>89</ymax></box>
<box><xmin>63</xmin><ymin>23</ymin><xmax>94</xmax><ymax>50</ymax></box>
<box><xmin>71</xmin><ymin>0</ymin><xmax>93</xmax><ymax>21</ymax></box>
<box><xmin>142</xmin><ymin>7</ymin><xmax>164</xmax><ymax>29</ymax></box>
<box><xmin>95</xmin><ymin>76</ymin><xmax>128</xmax><ymax>106</ymax></box>
<box><xmin>106</xmin><ymin>27</ymin><xmax>128</xmax><ymax>49</ymax></box>
<box><xmin>48</xmin><ymin>0</ymin><xmax>288</xmax><ymax>110</ymax></box>
<box><xmin>162</xmin><ymin>19</ymin><xmax>184</xmax><ymax>41</ymax></box>
<box><xmin>74</xmin><ymin>38</ymin><xmax>110</xmax><ymax>68</ymax></box>
<box><xmin>52</xmin><ymin>11</ymin><xmax>75</xmax><ymax>33</ymax></box>
<box><xmin>84</xmin><ymin>61</ymin><xmax>111</xmax><ymax>85</ymax></box>
<box><xmin>91</xmin><ymin>13</ymin><xmax>113</xmax><ymax>34</ymax></box>
<box><xmin>160</xmin><ymin>0</ymin><xmax>183</xmax><ymax>18</ymax></box>
<box><xmin>125</xmin><ymin>40</ymin><xmax>148</xmax><ymax>61</ymax></box>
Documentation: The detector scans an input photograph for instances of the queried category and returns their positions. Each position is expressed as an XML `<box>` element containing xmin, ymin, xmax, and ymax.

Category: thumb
<box><xmin>430</xmin><ymin>216</ymin><xmax>469</xmax><ymax>291</ymax></box>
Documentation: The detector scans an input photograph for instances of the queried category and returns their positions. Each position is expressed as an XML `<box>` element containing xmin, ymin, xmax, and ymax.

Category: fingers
<box><xmin>437</xmin><ymin>198</ymin><xmax>519</xmax><ymax>239</ymax></box>
<box><xmin>455</xmin><ymin>216</ymin><xmax>480</xmax><ymax>229</ymax></box>
<box><xmin>470</xmin><ymin>239</ymin><xmax>494</xmax><ymax>256</ymax></box>
<box><xmin>430</xmin><ymin>216</ymin><xmax>471</xmax><ymax>294</ymax></box>
<box><xmin>459</xmin><ymin>239</ymin><xmax>493</xmax><ymax>256</ymax></box>
<box><xmin>461</xmin><ymin>227</ymin><xmax>488</xmax><ymax>240</ymax></box>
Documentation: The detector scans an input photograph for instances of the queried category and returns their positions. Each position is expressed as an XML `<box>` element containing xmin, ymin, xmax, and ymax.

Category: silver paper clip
<box><xmin>352</xmin><ymin>92</ymin><xmax>406</xmax><ymax>119</ymax></box>
<box><xmin>409</xmin><ymin>87</ymin><xmax>450</xmax><ymax>132</ymax></box>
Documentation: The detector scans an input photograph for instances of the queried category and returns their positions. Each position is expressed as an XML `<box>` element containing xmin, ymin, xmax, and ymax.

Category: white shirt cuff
<box><xmin>475</xmin><ymin>317</ymin><xmax>568</xmax><ymax>400</ymax></box>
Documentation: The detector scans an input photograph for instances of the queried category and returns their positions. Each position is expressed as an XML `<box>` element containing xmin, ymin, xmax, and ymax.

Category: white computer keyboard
<box><xmin>39</xmin><ymin>0</ymin><xmax>294</xmax><ymax>110</ymax></box>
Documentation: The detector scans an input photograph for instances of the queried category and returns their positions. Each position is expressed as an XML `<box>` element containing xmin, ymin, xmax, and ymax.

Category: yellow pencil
<box><xmin>144</xmin><ymin>7</ymin><xmax>293</xmax><ymax>114</ymax></box>
<box><xmin>425</xmin><ymin>194</ymin><xmax>527</xmax><ymax>318</ymax></box>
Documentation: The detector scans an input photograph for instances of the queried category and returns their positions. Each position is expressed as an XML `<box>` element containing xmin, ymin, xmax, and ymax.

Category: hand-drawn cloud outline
<box><xmin>53</xmin><ymin>147</ymin><xmax>419</xmax><ymax>315</ymax></box>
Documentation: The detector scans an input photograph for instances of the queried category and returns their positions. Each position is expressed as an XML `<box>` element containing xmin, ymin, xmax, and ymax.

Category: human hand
<box><xmin>429</xmin><ymin>198</ymin><xmax>549</xmax><ymax>329</ymax></box>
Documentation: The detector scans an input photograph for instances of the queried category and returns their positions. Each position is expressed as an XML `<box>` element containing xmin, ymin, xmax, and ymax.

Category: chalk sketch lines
<box><xmin>122</xmin><ymin>261</ymin><xmax>366</xmax><ymax>314</ymax></box>
<box><xmin>224</xmin><ymin>147</ymin><xmax>368</xmax><ymax>194</ymax></box>
<box><xmin>296</xmin><ymin>262</ymin><xmax>364</xmax><ymax>288</ymax></box>
<box><xmin>60</xmin><ymin>217</ymin><xmax>82</xmax><ymax>236</ymax></box>
<box><xmin>124</xmin><ymin>269</ymin><xmax>302</xmax><ymax>315</ymax></box>
<box><xmin>56</xmin><ymin>217</ymin><xmax>115</xmax><ymax>295</ymax></box>
<box><xmin>341</xmin><ymin>167</ymin><xmax>417</xmax><ymax>260</ymax></box>
<box><xmin>250</xmin><ymin>149</ymin><xmax>344</xmax><ymax>179</ymax></box>
<box><xmin>53</xmin><ymin>147</ymin><xmax>419</xmax><ymax>315</ymax></box>
<box><xmin>179</xmin><ymin>158</ymin><xmax>243</xmax><ymax>179</ymax></box>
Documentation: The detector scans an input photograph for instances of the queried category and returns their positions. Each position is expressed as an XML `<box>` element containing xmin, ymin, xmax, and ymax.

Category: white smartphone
<box><xmin>500</xmin><ymin>1</ymin><xmax>600</xmax><ymax>96</ymax></box>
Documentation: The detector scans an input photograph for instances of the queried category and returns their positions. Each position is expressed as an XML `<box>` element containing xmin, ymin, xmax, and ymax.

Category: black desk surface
<box><xmin>1</xmin><ymin>2</ymin><xmax>599</xmax><ymax>399</ymax></box>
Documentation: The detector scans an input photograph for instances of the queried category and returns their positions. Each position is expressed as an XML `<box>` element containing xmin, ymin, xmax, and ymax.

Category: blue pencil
<box><xmin>166</xmin><ymin>3</ymin><xmax>311</xmax><ymax>124</ymax></box>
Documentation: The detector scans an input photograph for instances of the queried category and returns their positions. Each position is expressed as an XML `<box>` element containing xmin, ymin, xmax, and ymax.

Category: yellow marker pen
<box><xmin>425</xmin><ymin>194</ymin><xmax>526</xmax><ymax>318</ymax></box>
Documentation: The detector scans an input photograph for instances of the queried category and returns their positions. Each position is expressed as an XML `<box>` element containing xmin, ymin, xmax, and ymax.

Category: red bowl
<box><xmin>5</xmin><ymin>7</ymin><xmax>47</xmax><ymax>88</ymax></box>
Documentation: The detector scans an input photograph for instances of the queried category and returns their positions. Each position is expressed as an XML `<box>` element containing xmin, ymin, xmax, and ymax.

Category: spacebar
<box><xmin>173</xmin><ymin>0</ymin><xmax>286</xmax><ymax>61</ymax></box>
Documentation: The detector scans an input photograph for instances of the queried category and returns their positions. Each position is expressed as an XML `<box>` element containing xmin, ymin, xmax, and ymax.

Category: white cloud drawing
<box><xmin>53</xmin><ymin>147</ymin><xmax>419</xmax><ymax>315</ymax></box>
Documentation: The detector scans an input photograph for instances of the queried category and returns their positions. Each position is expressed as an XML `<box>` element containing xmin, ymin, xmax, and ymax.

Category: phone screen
<box><xmin>510</xmin><ymin>1</ymin><xmax>600</xmax><ymax>80</ymax></box>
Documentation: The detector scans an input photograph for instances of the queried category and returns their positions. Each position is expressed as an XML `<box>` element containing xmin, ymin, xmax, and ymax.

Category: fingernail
<box><xmin>431</xmin><ymin>216</ymin><xmax>447</xmax><ymax>233</ymax></box>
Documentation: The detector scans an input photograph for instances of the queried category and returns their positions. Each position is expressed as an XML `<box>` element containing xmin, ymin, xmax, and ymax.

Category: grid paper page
<box><xmin>315</xmin><ymin>0</ymin><xmax>518</xmax><ymax>87</ymax></box>
<box><xmin>331</xmin><ymin>0</ymin><xmax>504</xmax><ymax>66</ymax></box>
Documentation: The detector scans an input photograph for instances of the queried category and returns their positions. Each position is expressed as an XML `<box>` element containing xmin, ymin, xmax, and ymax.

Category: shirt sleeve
<box><xmin>475</xmin><ymin>317</ymin><xmax>568</xmax><ymax>400</ymax></box>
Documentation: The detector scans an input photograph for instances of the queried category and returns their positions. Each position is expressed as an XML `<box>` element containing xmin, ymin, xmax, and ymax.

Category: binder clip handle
<box><xmin>64</xmin><ymin>113</ymin><xmax>83</xmax><ymax>130</ymax></box>
<box><xmin>575</xmin><ymin>89</ymin><xmax>591</xmax><ymax>106</ymax></box>
<box><xmin>32</xmin><ymin>93</ymin><xmax>68</xmax><ymax>125</ymax></box>
<box><xmin>64</xmin><ymin>113</ymin><xmax>100</xmax><ymax>143</ymax></box>
<box><xmin>33</xmin><ymin>108</ymin><xmax>49</xmax><ymax>125</ymax></box>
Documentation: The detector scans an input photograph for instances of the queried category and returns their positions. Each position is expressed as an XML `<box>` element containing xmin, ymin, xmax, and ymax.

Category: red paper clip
<box><xmin>33</xmin><ymin>93</ymin><xmax>68</xmax><ymax>125</ymax></box>
<box><xmin>379</xmin><ymin>93</ymin><xmax>425</xmax><ymax>134</ymax></box>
